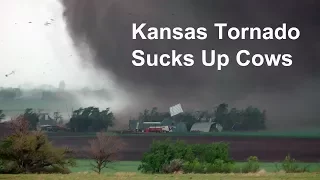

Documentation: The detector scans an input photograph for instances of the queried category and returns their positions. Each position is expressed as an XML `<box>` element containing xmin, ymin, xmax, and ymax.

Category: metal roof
<box><xmin>143</xmin><ymin>122</ymin><xmax>161</xmax><ymax>124</ymax></box>
<box><xmin>190</xmin><ymin>122</ymin><xmax>215</xmax><ymax>132</ymax></box>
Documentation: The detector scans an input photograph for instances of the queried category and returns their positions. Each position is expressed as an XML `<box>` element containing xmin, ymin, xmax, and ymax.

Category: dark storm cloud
<box><xmin>60</xmin><ymin>0</ymin><xmax>320</xmax><ymax>129</ymax></box>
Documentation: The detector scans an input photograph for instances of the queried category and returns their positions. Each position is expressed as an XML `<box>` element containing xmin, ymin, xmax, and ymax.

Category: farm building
<box><xmin>190</xmin><ymin>122</ymin><xmax>222</xmax><ymax>132</ymax></box>
<box><xmin>173</xmin><ymin>122</ymin><xmax>188</xmax><ymax>132</ymax></box>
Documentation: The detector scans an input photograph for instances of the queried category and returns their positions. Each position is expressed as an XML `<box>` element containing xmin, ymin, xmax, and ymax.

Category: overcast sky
<box><xmin>0</xmin><ymin>0</ymin><xmax>113</xmax><ymax>90</ymax></box>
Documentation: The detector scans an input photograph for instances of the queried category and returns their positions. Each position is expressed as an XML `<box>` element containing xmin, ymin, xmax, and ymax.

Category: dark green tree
<box><xmin>213</xmin><ymin>104</ymin><xmax>266</xmax><ymax>131</ymax></box>
<box><xmin>228</xmin><ymin>108</ymin><xmax>242</xmax><ymax>131</ymax></box>
<box><xmin>175</xmin><ymin>112</ymin><xmax>198</xmax><ymax>131</ymax></box>
<box><xmin>137</xmin><ymin>107</ymin><xmax>170</xmax><ymax>122</ymax></box>
<box><xmin>67</xmin><ymin>107</ymin><xmax>115</xmax><ymax>132</ymax></box>
<box><xmin>0</xmin><ymin>110</ymin><xmax>5</xmax><ymax>122</ymax></box>
<box><xmin>133</xmin><ymin>104</ymin><xmax>267</xmax><ymax>132</ymax></box>
<box><xmin>193</xmin><ymin>110</ymin><xmax>214</xmax><ymax>122</ymax></box>
<box><xmin>23</xmin><ymin>108</ymin><xmax>40</xmax><ymax>130</ymax></box>
<box><xmin>240</xmin><ymin>106</ymin><xmax>266</xmax><ymax>131</ymax></box>
<box><xmin>214</xmin><ymin>103</ymin><xmax>230</xmax><ymax>130</ymax></box>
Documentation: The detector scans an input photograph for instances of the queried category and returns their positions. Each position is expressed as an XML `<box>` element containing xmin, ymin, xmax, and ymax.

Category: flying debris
<box><xmin>44</xmin><ymin>18</ymin><xmax>54</xmax><ymax>26</ymax></box>
<box><xmin>170</xmin><ymin>103</ymin><xmax>184</xmax><ymax>117</ymax></box>
<box><xmin>5</xmin><ymin>71</ymin><xmax>15</xmax><ymax>77</ymax></box>
<box><xmin>216</xmin><ymin>124</ymin><xmax>223</xmax><ymax>132</ymax></box>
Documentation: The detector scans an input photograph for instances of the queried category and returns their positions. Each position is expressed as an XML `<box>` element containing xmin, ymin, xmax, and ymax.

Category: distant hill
<box><xmin>0</xmin><ymin>98</ymin><xmax>79</xmax><ymax>117</ymax></box>
<box><xmin>0</xmin><ymin>87</ymin><xmax>112</xmax><ymax>119</ymax></box>
<box><xmin>0</xmin><ymin>88</ymin><xmax>78</xmax><ymax>117</ymax></box>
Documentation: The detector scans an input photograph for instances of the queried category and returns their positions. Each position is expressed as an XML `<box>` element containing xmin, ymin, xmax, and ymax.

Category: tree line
<box><xmin>0</xmin><ymin>107</ymin><xmax>115</xmax><ymax>132</ymax></box>
<box><xmin>0</xmin><ymin>103</ymin><xmax>266</xmax><ymax>132</ymax></box>
<box><xmin>0</xmin><ymin>87</ymin><xmax>111</xmax><ymax>100</ymax></box>
<box><xmin>131</xmin><ymin>103</ymin><xmax>266</xmax><ymax>131</ymax></box>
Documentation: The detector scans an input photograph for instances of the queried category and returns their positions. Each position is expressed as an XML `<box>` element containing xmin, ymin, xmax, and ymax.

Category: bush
<box><xmin>242</xmin><ymin>156</ymin><xmax>260</xmax><ymax>173</ymax></box>
<box><xmin>162</xmin><ymin>159</ymin><xmax>184</xmax><ymax>173</ymax></box>
<box><xmin>280</xmin><ymin>154</ymin><xmax>309</xmax><ymax>173</ymax></box>
<box><xmin>231</xmin><ymin>165</ymin><xmax>243</xmax><ymax>173</ymax></box>
<box><xmin>207</xmin><ymin>159</ymin><xmax>233</xmax><ymax>173</ymax></box>
<box><xmin>138</xmin><ymin>139</ymin><xmax>232</xmax><ymax>173</ymax></box>
<box><xmin>0</xmin><ymin>117</ymin><xmax>75</xmax><ymax>174</ymax></box>
<box><xmin>138</xmin><ymin>139</ymin><xmax>194</xmax><ymax>173</ymax></box>
<box><xmin>0</xmin><ymin>159</ymin><xmax>5</xmax><ymax>173</ymax></box>
<box><xmin>191</xmin><ymin>143</ymin><xmax>232</xmax><ymax>164</ymax></box>
<box><xmin>183</xmin><ymin>159</ymin><xmax>205</xmax><ymax>173</ymax></box>
<box><xmin>182</xmin><ymin>159</ymin><xmax>233</xmax><ymax>174</ymax></box>
<box><xmin>181</xmin><ymin>161</ymin><xmax>194</xmax><ymax>173</ymax></box>
<box><xmin>38</xmin><ymin>165</ymin><xmax>72</xmax><ymax>174</ymax></box>
<box><xmin>0</xmin><ymin>160</ymin><xmax>18</xmax><ymax>174</ymax></box>
<box><xmin>192</xmin><ymin>160</ymin><xmax>205</xmax><ymax>173</ymax></box>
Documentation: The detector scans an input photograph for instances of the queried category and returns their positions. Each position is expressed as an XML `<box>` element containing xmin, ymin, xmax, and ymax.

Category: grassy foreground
<box><xmin>1</xmin><ymin>172</ymin><xmax>320</xmax><ymax>180</ymax></box>
<box><xmin>1</xmin><ymin>160</ymin><xmax>320</xmax><ymax>180</ymax></box>
<box><xmin>71</xmin><ymin>160</ymin><xmax>320</xmax><ymax>173</ymax></box>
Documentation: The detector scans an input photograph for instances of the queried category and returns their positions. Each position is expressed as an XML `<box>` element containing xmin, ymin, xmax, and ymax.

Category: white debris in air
<box><xmin>170</xmin><ymin>103</ymin><xmax>183</xmax><ymax>117</ymax></box>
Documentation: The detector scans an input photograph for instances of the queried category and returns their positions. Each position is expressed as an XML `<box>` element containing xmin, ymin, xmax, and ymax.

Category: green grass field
<box><xmin>46</xmin><ymin>129</ymin><xmax>320</xmax><ymax>139</ymax></box>
<box><xmin>1</xmin><ymin>173</ymin><xmax>320</xmax><ymax>180</ymax></box>
<box><xmin>70</xmin><ymin>160</ymin><xmax>320</xmax><ymax>173</ymax></box>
